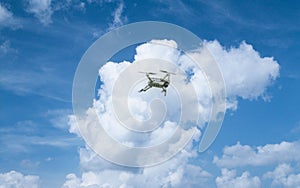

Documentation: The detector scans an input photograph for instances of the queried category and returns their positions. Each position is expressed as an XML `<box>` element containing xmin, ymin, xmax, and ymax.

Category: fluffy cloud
<box><xmin>26</xmin><ymin>0</ymin><xmax>53</xmax><ymax>25</ymax></box>
<box><xmin>216</xmin><ymin>168</ymin><xmax>261</xmax><ymax>188</ymax></box>
<box><xmin>264</xmin><ymin>163</ymin><xmax>300</xmax><ymax>188</ymax></box>
<box><xmin>66</xmin><ymin>39</ymin><xmax>280</xmax><ymax>187</ymax></box>
<box><xmin>0</xmin><ymin>170</ymin><xmax>39</xmax><ymax>188</ymax></box>
<box><xmin>213</xmin><ymin>141</ymin><xmax>300</xmax><ymax>168</ymax></box>
<box><xmin>133</xmin><ymin>39</ymin><xmax>280</xmax><ymax>110</ymax></box>
<box><xmin>205</xmin><ymin>40</ymin><xmax>279</xmax><ymax>109</ymax></box>
<box><xmin>63</xmin><ymin>146</ymin><xmax>212</xmax><ymax>188</ymax></box>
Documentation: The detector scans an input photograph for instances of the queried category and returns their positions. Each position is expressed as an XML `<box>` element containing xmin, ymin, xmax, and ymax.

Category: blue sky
<box><xmin>0</xmin><ymin>0</ymin><xmax>299</xmax><ymax>187</ymax></box>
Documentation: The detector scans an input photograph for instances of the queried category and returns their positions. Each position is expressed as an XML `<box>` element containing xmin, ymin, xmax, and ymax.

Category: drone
<box><xmin>138</xmin><ymin>70</ymin><xmax>175</xmax><ymax>96</ymax></box>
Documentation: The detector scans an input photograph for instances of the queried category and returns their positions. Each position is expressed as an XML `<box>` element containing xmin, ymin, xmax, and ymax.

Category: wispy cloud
<box><xmin>155</xmin><ymin>0</ymin><xmax>196</xmax><ymax>20</ymax></box>
<box><xmin>0</xmin><ymin>68</ymin><xmax>71</xmax><ymax>102</ymax></box>
<box><xmin>20</xmin><ymin>159</ymin><xmax>40</xmax><ymax>169</ymax></box>
<box><xmin>0</xmin><ymin>40</ymin><xmax>18</xmax><ymax>56</ymax></box>
<box><xmin>0</xmin><ymin>133</ymin><xmax>80</xmax><ymax>153</ymax></box>
<box><xmin>0</xmin><ymin>120</ymin><xmax>81</xmax><ymax>154</ymax></box>
<box><xmin>289</xmin><ymin>121</ymin><xmax>300</xmax><ymax>136</ymax></box>
<box><xmin>26</xmin><ymin>0</ymin><xmax>53</xmax><ymax>25</ymax></box>
<box><xmin>0</xmin><ymin>4</ymin><xmax>21</xmax><ymax>29</ymax></box>
<box><xmin>45</xmin><ymin>109</ymin><xmax>73</xmax><ymax>130</ymax></box>
<box><xmin>107</xmin><ymin>1</ymin><xmax>127</xmax><ymax>31</ymax></box>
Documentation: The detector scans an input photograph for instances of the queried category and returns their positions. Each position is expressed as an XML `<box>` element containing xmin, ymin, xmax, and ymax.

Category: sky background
<box><xmin>0</xmin><ymin>0</ymin><xmax>299</xmax><ymax>187</ymax></box>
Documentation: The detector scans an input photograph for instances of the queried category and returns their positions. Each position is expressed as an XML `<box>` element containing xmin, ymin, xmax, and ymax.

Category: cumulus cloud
<box><xmin>26</xmin><ymin>0</ymin><xmax>53</xmax><ymax>25</ymax></box>
<box><xmin>205</xmin><ymin>40</ymin><xmax>279</xmax><ymax>109</ymax></box>
<box><xmin>63</xmin><ymin>165</ymin><xmax>211</xmax><ymax>188</ymax></box>
<box><xmin>63</xmin><ymin>146</ymin><xmax>212</xmax><ymax>188</ymax></box>
<box><xmin>0</xmin><ymin>170</ymin><xmax>40</xmax><ymax>188</ymax></box>
<box><xmin>264</xmin><ymin>163</ymin><xmax>300</xmax><ymax>188</ymax></box>
<box><xmin>133</xmin><ymin>39</ymin><xmax>280</xmax><ymax>110</ymax></box>
<box><xmin>67</xmin><ymin>39</ymin><xmax>280</xmax><ymax>187</ymax></box>
<box><xmin>213</xmin><ymin>141</ymin><xmax>300</xmax><ymax>168</ymax></box>
<box><xmin>216</xmin><ymin>168</ymin><xmax>261</xmax><ymax>188</ymax></box>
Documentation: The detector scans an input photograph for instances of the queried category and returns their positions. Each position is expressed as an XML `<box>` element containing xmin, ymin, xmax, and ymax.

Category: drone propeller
<box><xmin>160</xmin><ymin>70</ymin><xmax>176</xmax><ymax>75</ymax></box>
<box><xmin>139</xmin><ymin>71</ymin><xmax>156</xmax><ymax>75</ymax></box>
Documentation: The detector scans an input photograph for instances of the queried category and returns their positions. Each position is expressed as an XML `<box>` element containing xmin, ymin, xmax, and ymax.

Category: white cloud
<box><xmin>133</xmin><ymin>39</ymin><xmax>279</xmax><ymax>110</ymax></box>
<box><xmin>26</xmin><ymin>0</ymin><xmax>53</xmax><ymax>25</ymax></box>
<box><xmin>0</xmin><ymin>170</ymin><xmax>40</xmax><ymax>188</ymax></box>
<box><xmin>68</xmin><ymin>114</ymin><xmax>81</xmax><ymax>137</ymax></box>
<box><xmin>108</xmin><ymin>1</ymin><xmax>127</xmax><ymax>30</ymax></box>
<box><xmin>0</xmin><ymin>40</ymin><xmax>17</xmax><ymax>56</ymax></box>
<box><xmin>264</xmin><ymin>163</ymin><xmax>300</xmax><ymax>188</ymax></box>
<box><xmin>0</xmin><ymin>134</ymin><xmax>79</xmax><ymax>153</ymax></box>
<box><xmin>45</xmin><ymin>157</ymin><xmax>53</xmax><ymax>162</ymax></box>
<box><xmin>0</xmin><ymin>120</ymin><xmax>80</xmax><ymax>153</ymax></box>
<box><xmin>63</xmin><ymin>147</ymin><xmax>212</xmax><ymax>188</ymax></box>
<box><xmin>216</xmin><ymin>168</ymin><xmax>261</xmax><ymax>188</ymax></box>
<box><xmin>0</xmin><ymin>70</ymin><xmax>42</xmax><ymax>94</ymax></box>
<box><xmin>20</xmin><ymin>159</ymin><xmax>40</xmax><ymax>169</ymax></box>
<box><xmin>205</xmin><ymin>40</ymin><xmax>279</xmax><ymax>109</ymax></box>
<box><xmin>0</xmin><ymin>4</ymin><xmax>20</xmax><ymax>29</ymax></box>
<box><xmin>134</xmin><ymin>39</ymin><xmax>179</xmax><ymax>62</ymax></box>
<box><xmin>0</xmin><ymin>69</ymin><xmax>71</xmax><ymax>102</ymax></box>
<box><xmin>290</xmin><ymin>121</ymin><xmax>300</xmax><ymax>134</ymax></box>
<box><xmin>62</xmin><ymin>174</ymin><xmax>81</xmax><ymax>188</ymax></box>
<box><xmin>213</xmin><ymin>141</ymin><xmax>300</xmax><ymax>168</ymax></box>
<box><xmin>30</xmin><ymin>136</ymin><xmax>79</xmax><ymax>147</ymax></box>
<box><xmin>46</xmin><ymin>109</ymin><xmax>73</xmax><ymax>130</ymax></box>
<box><xmin>67</xmin><ymin>39</ymin><xmax>280</xmax><ymax>187</ymax></box>
<box><xmin>0</xmin><ymin>4</ymin><xmax>12</xmax><ymax>23</ymax></box>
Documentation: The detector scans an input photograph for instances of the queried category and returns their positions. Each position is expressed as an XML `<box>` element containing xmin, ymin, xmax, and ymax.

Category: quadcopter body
<box><xmin>139</xmin><ymin>70</ymin><xmax>175</xmax><ymax>96</ymax></box>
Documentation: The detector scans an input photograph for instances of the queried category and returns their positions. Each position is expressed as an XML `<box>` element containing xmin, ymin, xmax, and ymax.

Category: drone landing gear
<box><xmin>139</xmin><ymin>85</ymin><xmax>151</xmax><ymax>93</ymax></box>
<box><xmin>162</xmin><ymin>88</ymin><xmax>167</xmax><ymax>96</ymax></box>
